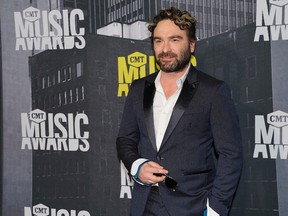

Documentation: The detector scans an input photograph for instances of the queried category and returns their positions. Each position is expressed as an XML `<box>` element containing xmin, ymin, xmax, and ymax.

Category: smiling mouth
<box><xmin>158</xmin><ymin>52</ymin><xmax>177</xmax><ymax>58</ymax></box>
<box><xmin>162</xmin><ymin>57</ymin><xmax>173</xmax><ymax>60</ymax></box>
<box><xmin>160</xmin><ymin>56</ymin><xmax>175</xmax><ymax>61</ymax></box>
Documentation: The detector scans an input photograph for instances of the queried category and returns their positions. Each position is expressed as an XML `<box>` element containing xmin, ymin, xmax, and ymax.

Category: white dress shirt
<box><xmin>153</xmin><ymin>68</ymin><xmax>187</xmax><ymax>150</ymax></box>
<box><xmin>130</xmin><ymin>66</ymin><xmax>219</xmax><ymax>216</ymax></box>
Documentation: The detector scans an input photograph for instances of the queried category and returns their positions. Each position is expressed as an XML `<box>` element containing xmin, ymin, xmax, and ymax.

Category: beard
<box><xmin>156</xmin><ymin>46</ymin><xmax>191</xmax><ymax>73</ymax></box>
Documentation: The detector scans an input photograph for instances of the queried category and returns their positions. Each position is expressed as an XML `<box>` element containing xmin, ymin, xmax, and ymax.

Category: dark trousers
<box><xmin>143</xmin><ymin>188</ymin><xmax>171</xmax><ymax>216</ymax></box>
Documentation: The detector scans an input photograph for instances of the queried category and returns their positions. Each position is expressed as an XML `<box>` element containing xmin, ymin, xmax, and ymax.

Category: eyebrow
<box><xmin>170</xmin><ymin>35</ymin><xmax>183</xmax><ymax>39</ymax></box>
<box><xmin>153</xmin><ymin>35</ymin><xmax>184</xmax><ymax>40</ymax></box>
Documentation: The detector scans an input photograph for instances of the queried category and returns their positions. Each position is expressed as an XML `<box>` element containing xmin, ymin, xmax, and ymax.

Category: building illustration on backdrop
<box><xmin>34</xmin><ymin>0</ymin><xmax>257</xmax><ymax>40</ymax></box>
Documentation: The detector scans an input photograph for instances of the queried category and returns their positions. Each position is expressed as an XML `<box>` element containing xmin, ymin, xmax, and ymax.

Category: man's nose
<box><xmin>162</xmin><ymin>41</ymin><xmax>171</xmax><ymax>53</ymax></box>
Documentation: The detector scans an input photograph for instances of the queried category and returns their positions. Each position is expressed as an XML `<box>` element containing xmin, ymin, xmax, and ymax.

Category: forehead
<box><xmin>153</xmin><ymin>19</ymin><xmax>187</xmax><ymax>38</ymax></box>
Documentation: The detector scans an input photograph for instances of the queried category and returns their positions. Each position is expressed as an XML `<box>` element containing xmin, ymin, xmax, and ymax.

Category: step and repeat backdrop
<box><xmin>1</xmin><ymin>0</ymin><xmax>288</xmax><ymax>216</ymax></box>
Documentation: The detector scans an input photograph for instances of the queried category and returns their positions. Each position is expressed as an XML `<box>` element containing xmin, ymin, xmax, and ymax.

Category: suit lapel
<box><xmin>143</xmin><ymin>75</ymin><xmax>157</xmax><ymax>151</ymax></box>
<box><xmin>160</xmin><ymin>67</ymin><xmax>199</xmax><ymax>149</ymax></box>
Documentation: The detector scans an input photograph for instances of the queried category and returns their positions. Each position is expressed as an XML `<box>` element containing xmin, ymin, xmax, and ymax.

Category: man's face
<box><xmin>153</xmin><ymin>19</ymin><xmax>195</xmax><ymax>73</ymax></box>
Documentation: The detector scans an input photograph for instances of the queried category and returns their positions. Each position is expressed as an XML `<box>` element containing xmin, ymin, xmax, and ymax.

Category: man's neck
<box><xmin>159</xmin><ymin>64</ymin><xmax>190</xmax><ymax>99</ymax></box>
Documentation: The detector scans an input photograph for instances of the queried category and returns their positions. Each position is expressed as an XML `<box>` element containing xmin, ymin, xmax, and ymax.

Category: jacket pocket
<box><xmin>182</xmin><ymin>168</ymin><xmax>212</xmax><ymax>176</ymax></box>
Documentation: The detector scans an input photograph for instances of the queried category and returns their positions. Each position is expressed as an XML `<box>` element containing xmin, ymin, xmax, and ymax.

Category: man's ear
<box><xmin>190</xmin><ymin>41</ymin><xmax>196</xmax><ymax>53</ymax></box>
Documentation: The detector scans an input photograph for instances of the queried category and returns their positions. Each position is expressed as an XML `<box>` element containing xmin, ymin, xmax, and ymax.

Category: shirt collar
<box><xmin>155</xmin><ymin>64</ymin><xmax>191</xmax><ymax>89</ymax></box>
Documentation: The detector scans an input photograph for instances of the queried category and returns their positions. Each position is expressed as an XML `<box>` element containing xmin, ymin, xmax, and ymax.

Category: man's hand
<box><xmin>138</xmin><ymin>161</ymin><xmax>169</xmax><ymax>184</ymax></box>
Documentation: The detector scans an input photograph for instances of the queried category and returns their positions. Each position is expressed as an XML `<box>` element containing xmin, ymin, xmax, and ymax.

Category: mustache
<box><xmin>158</xmin><ymin>52</ymin><xmax>177</xmax><ymax>58</ymax></box>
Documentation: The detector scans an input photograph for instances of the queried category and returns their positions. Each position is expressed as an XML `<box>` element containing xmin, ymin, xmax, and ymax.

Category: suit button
<box><xmin>156</xmin><ymin>155</ymin><xmax>164</xmax><ymax>160</ymax></box>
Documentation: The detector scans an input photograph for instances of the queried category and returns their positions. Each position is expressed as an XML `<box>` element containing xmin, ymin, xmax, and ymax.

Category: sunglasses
<box><xmin>154</xmin><ymin>173</ymin><xmax>178</xmax><ymax>191</ymax></box>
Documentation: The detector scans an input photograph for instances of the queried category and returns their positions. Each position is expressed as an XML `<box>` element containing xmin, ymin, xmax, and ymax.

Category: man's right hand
<box><xmin>138</xmin><ymin>161</ymin><xmax>169</xmax><ymax>185</ymax></box>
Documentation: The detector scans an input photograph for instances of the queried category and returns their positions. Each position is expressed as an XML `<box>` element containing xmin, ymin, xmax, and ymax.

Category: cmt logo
<box><xmin>253</xmin><ymin>110</ymin><xmax>288</xmax><ymax>159</ymax></box>
<box><xmin>117</xmin><ymin>51</ymin><xmax>157</xmax><ymax>97</ymax></box>
<box><xmin>29</xmin><ymin>109</ymin><xmax>46</xmax><ymax>123</ymax></box>
<box><xmin>23</xmin><ymin>7</ymin><xmax>40</xmax><ymax>21</ymax></box>
<box><xmin>32</xmin><ymin>204</ymin><xmax>49</xmax><ymax>215</ymax></box>
<box><xmin>254</xmin><ymin>0</ymin><xmax>288</xmax><ymax>41</ymax></box>
<box><xmin>24</xmin><ymin>203</ymin><xmax>90</xmax><ymax>216</ymax></box>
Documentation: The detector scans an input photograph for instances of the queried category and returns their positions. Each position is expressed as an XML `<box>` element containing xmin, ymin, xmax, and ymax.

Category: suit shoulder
<box><xmin>195</xmin><ymin>70</ymin><xmax>231</xmax><ymax>93</ymax></box>
<box><xmin>197</xmin><ymin>70</ymin><xmax>224</xmax><ymax>86</ymax></box>
<box><xmin>195</xmin><ymin>70</ymin><xmax>233</xmax><ymax>99</ymax></box>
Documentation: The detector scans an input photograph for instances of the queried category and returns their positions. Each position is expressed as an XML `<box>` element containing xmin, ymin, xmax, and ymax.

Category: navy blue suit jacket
<box><xmin>117</xmin><ymin>65</ymin><xmax>243</xmax><ymax>216</ymax></box>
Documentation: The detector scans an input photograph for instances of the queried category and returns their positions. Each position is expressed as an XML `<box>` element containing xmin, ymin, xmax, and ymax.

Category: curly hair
<box><xmin>148</xmin><ymin>7</ymin><xmax>197</xmax><ymax>42</ymax></box>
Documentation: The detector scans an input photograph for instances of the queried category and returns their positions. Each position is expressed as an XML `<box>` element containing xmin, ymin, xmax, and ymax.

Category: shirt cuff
<box><xmin>207</xmin><ymin>199</ymin><xmax>219</xmax><ymax>216</ymax></box>
<box><xmin>131</xmin><ymin>158</ymin><xmax>150</xmax><ymax>186</ymax></box>
<box><xmin>131</xmin><ymin>158</ymin><xmax>149</xmax><ymax>176</ymax></box>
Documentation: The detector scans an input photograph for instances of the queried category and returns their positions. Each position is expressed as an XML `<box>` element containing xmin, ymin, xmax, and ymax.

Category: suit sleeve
<box><xmin>116</xmin><ymin>82</ymin><xmax>142</xmax><ymax>172</ymax></box>
<box><xmin>208</xmin><ymin>83</ymin><xmax>243</xmax><ymax>216</ymax></box>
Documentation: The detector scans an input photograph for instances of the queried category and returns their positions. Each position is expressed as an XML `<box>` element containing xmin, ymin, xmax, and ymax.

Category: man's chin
<box><xmin>161</xmin><ymin>64</ymin><xmax>190</xmax><ymax>73</ymax></box>
<box><xmin>159</xmin><ymin>63</ymin><xmax>177</xmax><ymax>73</ymax></box>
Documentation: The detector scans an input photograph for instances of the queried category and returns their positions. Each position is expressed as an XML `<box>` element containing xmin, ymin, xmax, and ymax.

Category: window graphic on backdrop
<box><xmin>24</xmin><ymin>203</ymin><xmax>90</xmax><ymax>216</ymax></box>
<box><xmin>253</xmin><ymin>110</ymin><xmax>288</xmax><ymax>159</ymax></box>
<box><xmin>21</xmin><ymin>109</ymin><xmax>89</xmax><ymax>151</ymax></box>
<box><xmin>254</xmin><ymin>0</ymin><xmax>288</xmax><ymax>41</ymax></box>
<box><xmin>14</xmin><ymin>6</ymin><xmax>86</xmax><ymax>50</ymax></box>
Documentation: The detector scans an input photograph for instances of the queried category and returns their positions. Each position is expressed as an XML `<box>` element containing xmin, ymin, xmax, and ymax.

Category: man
<box><xmin>116</xmin><ymin>7</ymin><xmax>242</xmax><ymax>216</ymax></box>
